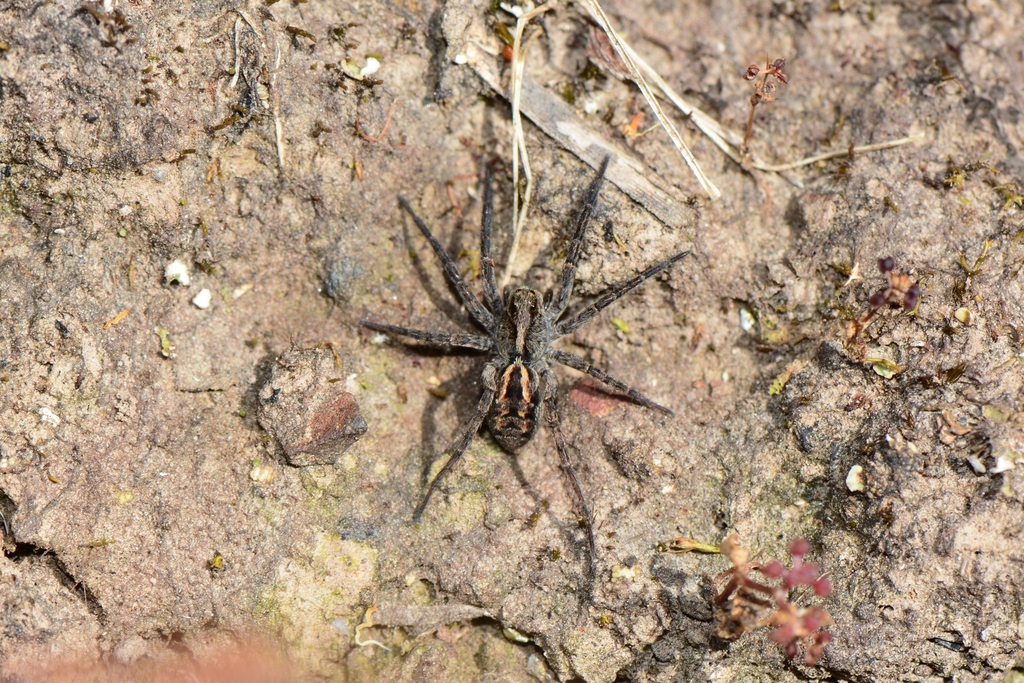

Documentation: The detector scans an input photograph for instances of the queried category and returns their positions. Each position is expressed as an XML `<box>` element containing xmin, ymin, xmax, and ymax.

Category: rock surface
<box><xmin>258</xmin><ymin>349</ymin><xmax>368</xmax><ymax>466</ymax></box>
<box><xmin>0</xmin><ymin>0</ymin><xmax>1022</xmax><ymax>680</ymax></box>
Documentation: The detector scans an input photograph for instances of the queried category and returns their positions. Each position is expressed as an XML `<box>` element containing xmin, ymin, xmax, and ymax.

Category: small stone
<box><xmin>612</xmin><ymin>564</ymin><xmax>637</xmax><ymax>581</ymax></box>
<box><xmin>257</xmin><ymin>349</ymin><xmax>368</xmax><ymax>466</ymax></box>
<box><xmin>846</xmin><ymin>464</ymin><xmax>865</xmax><ymax>492</ymax></box>
<box><xmin>361</xmin><ymin>57</ymin><xmax>381</xmax><ymax>76</ymax></box>
<box><xmin>165</xmin><ymin>259</ymin><xmax>190</xmax><ymax>286</ymax></box>
<box><xmin>991</xmin><ymin>455</ymin><xmax>1015</xmax><ymax>474</ymax></box>
<box><xmin>249</xmin><ymin>461</ymin><xmax>277</xmax><ymax>484</ymax></box>
<box><xmin>954</xmin><ymin>307</ymin><xmax>971</xmax><ymax>324</ymax></box>
<box><xmin>499</xmin><ymin>2</ymin><xmax>523</xmax><ymax>17</ymax></box>
<box><xmin>232</xmin><ymin>283</ymin><xmax>254</xmax><ymax>299</ymax></box>
<box><xmin>502</xmin><ymin>627</ymin><xmax>529</xmax><ymax>643</ymax></box>
<box><xmin>39</xmin><ymin>406</ymin><xmax>60</xmax><ymax>426</ymax></box>
<box><xmin>192</xmin><ymin>288</ymin><xmax>211</xmax><ymax>309</ymax></box>
<box><xmin>452</xmin><ymin>53</ymin><xmax>467</xmax><ymax>65</ymax></box>
<box><xmin>526</xmin><ymin>653</ymin><xmax>548</xmax><ymax>680</ymax></box>
<box><xmin>739</xmin><ymin>307</ymin><xmax>756</xmax><ymax>332</ymax></box>
<box><xmin>968</xmin><ymin>456</ymin><xmax>987</xmax><ymax>474</ymax></box>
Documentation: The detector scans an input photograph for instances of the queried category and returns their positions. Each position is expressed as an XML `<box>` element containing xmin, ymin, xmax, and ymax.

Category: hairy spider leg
<box><xmin>412</xmin><ymin>363</ymin><xmax>498</xmax><ymax>521</ymax></box>
<box><xmin>548</xmin><ymin>155</ymin><xmax>612</xmax><ymax>319</ymax></box>
<box><xmin>542</xmin><ymin>368</ymin><xmax>597</xmax><ymax>566</ymax></box>
<box><xmin>556</xmin><ymin>250</ymin><xmax>694</xmax><ymax>337</ymax></box>
<box><xmin>397</xmin><ymin>196</ymin><xmax>495</xmax><ymax>330</ymax></box>
<box><xmin>550</xmin><ymin>349</ymin><xmax>673</xmax><ymax>415</ymax></box>
<box><xmin>358</xmin><ymin>321</ymin><xmax>492</xmax><ymax>351</ymax></box>
<box><xmin>478</xmin><ymin>166</ymin><xmax>504</xmax><ymax>316</ymax></box>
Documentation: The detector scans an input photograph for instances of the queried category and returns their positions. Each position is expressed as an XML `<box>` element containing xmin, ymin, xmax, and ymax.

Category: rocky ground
<box><xmin>1</xmin><ymin>0</ymin><xmax>1023</xmax><ymax>681</ymax></box>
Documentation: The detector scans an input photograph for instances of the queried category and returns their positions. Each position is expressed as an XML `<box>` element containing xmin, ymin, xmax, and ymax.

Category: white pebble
<box><xmin>845</xmin><ymin>465</ymin><xmax>865</xmax><ymax>492</ymax></box>
<box><xmin>739</xmin><ymin>307</ymin><xmax>756</xmax><ymax>332</ymax></box>
<box><xmin>502</xmin><ymin>627</ymin><xmax>529</xmax><ymax>643</ymax></box>
<box><xmin>370</xmin><ymin>334</ymin><xmax>389</xmax><ymax>345</ymax></box>
<box><xmin>500</xmin><ymin>2</ymin><xmax>523</xmax><ymax>17</ymax></box>
<box><xmin>583</xmin><ymin>99</ymin><xmax>598</xmax><ymax>115</ymax></box>
<box><xmin>165</xmin><ymin>259</ymin><xmax>191</xmax><ymax>286</ymax></box>
<box><xmin>192</xmin><ymin>288</ymin><xmax>211</xmax><ymax>309</ymax></box>
<box><xmin>361</xmin><ymin>57</ymin><xmax>381</xmax><ymax>77</ymax></box>
<box><xmin>453</xmin><ymin>53</ymin><xmax>468</xmax><ymax>65</ymax></box>
<box><xmin>39</xmin><ymin>407</ymin><xmax>61</xmax><ymax>427</ymax></box>
<box><xmin>232</xmin><ymin>283</ymin><xmax>254</xmax><ymax>299</ymax></box>
<box><xmin>991</xmin><ymin>455</ymin><xmax>1015</xmax><ymax>474</ymax></box>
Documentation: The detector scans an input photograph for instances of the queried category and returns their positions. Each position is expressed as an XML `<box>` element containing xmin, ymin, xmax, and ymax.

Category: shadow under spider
<box><xmin>401</xmin><ymin>196</ymin><xmax>475</xmax><ymax>325</ymax></box>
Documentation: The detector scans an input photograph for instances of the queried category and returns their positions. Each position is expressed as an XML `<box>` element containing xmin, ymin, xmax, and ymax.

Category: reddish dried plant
<box><xmin>845</xmin><ymin>257</ymin><xmax>921</xmax><ymax>344</ymax></box>
<box><xmin>712</xmin><ymin>534</ymin><xmax>833</xmax><ymax>666</ymax></box>
<box><xmin>742</xmin><ymin>58</ymin><xmax>789</xmax><ymax>151</ymax></box>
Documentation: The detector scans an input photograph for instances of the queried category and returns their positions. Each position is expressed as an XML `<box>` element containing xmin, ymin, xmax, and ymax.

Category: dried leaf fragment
<box><xmin>666</xmin><ymin>537</ymin><xmax>721</xmax><ymax>554</ymax></box>
<box><xmin>104</xmin><ymin>307</ymin><xmax>130</xmax><ymax>329</ymax></box>
<box><xmin>769</xmin><ymin>359</ymin><xmax>809</xmax><ymax>395</ymax></box>
<box><xmin>155</xmin><ymin>326</ymin><xmax>175</xmax><ymax>358</ymax></box>
<box><xmin>866</xmin><ymin>358</ymin><xmax>900</xmax><ymax>378</ymax></box>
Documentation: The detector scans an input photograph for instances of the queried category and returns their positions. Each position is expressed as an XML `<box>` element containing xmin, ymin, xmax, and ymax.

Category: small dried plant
<box><xmin>712</xmin><ymin>534</ymin><xmax>833</xmax><ymax>666</ymax></box>
<box><xmin>845</xmin><ymin>257</ymin><xmax>920</xmax><ymax>344</ymax></box>
<box><xmin>742</xmin><ymin>58</ymin><xmax>789</xmax><ymax>152</ymax></box>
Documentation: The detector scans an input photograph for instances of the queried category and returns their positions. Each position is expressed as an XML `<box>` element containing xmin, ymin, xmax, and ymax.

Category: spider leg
<box><xmin>551</xmin><ymin>349</ymin><xmax>673</xmax><ymax>415</ymax></box>
<box><xmin>398</xmin><ymin>196</ymin><xmax>496</xmax><ymax>330</ymax></box>
<box><xmin>556</xmin><ymin>250</ymin><xmax>693</xmax><ymax>337</ymax></box>
<box><xmin>542</xmin><ymin>369</ymin><xmax>597</xmax><ymax>566</ymax></box>
<box><xmin>413</xmin><ymin>364</ymin><xmax>497</xmax><ymax>521</ymax></box>
<box><xmin>547</xmin><ymin>155</ymin><xmax>612</xmax><ymax>318</ymax></box>
<box><xmin>479</xmin><ymin>166</ymin><xmax>504</xmax><ymax>315</ymax></box>
<box><xmin>360</xmin><ymin>320</ymin><xmax>492</xmax><ymax>351</ymax></box>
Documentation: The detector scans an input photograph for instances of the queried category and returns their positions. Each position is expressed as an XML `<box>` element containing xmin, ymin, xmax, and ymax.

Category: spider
<box><xmin>361</xmin><ymin>156</ymin><xmax>692</xmax><ymax>560</ymax></box>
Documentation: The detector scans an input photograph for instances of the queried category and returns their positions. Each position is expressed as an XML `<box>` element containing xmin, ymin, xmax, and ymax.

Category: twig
<box><xmin>462</xmin><ymin>44</ymin><xmax>692</xmax><ymax>228</ymax></box>
<box><xmin>356</xmin><ymin>99</ymin><xmax>399</xmax><ymax>142</ymax></box>
<box><xmin>753</xmin><ymin>134</ymin><xmax>925</xmax><ymax>173</ymax></box>
<box><xmin>272</xmin><ymin>41</ymin><xmax>284</xmax><ymax>170</ymax></box>
<box><xmin>602</xmin><ymin>31</ymin><xmax>920</xmax><ymax>175</ymax></box>
<box><xmin>577</xmin><ymin>0</ymin><xmax>721</xmax><ymax>200</ymax></box>
<box><xmin>229</xmin><ymin>17</ymin><xmax>241</xmax><ymax>89</ymax></box>
<box><xmin>235</xmin><ymin>10</ymin><xmax>264</xmax><ymax>46</ymax></box>
<box><xmin>103</xmin><ymin>307</ymin><xmax>130</xmax><ymax>329</ymax></box>
<box><xmin>504</xmin><ymin>2</ymin><xmax>554</xmax><ymax>289</ymax></box>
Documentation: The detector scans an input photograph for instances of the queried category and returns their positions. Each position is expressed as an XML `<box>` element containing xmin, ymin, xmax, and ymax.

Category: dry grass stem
<box><xmin>754</xmin><ymin>134</ymin><xmax>925</xmax><ymax>172</ymax></box>
<box><xmin>594</xmin><ymin>25</ymin><xmax>921</xmax><ymax>174</ymax></box>
<box><xmin>504</xmin><ymin>2</ymin><xmax>555</xmax><ymax>289</ymax></box>
<box><xmin>577</xmin><ymin>0</ymin><xmax>721</xmax><ymax>200</ymax></box>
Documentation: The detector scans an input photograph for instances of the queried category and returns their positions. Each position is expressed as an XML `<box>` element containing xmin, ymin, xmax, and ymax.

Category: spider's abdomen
<box><xmin>487</xmin><ymin>361</ymin><xmax>540</xmax><ymax>452</ymax></box>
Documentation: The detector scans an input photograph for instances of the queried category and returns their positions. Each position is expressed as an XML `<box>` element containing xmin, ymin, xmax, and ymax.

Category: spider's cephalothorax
<box><xmin>361</xmin><ymin>156</ymin><xmax>692</xmax><ymax>559</ymax></box>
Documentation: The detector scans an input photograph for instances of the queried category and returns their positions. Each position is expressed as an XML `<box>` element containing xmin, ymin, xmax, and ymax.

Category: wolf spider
<box><xmin>361</xmin><ymin>157</ymin><xmax>691</xmax><ymax>560</ymax></box>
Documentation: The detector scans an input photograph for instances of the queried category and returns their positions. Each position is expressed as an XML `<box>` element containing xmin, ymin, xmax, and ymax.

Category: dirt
<box><xmin>1</xmin><ymin>0</ymin><xmax>1023</xmax><ymax>681</ymax></box>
